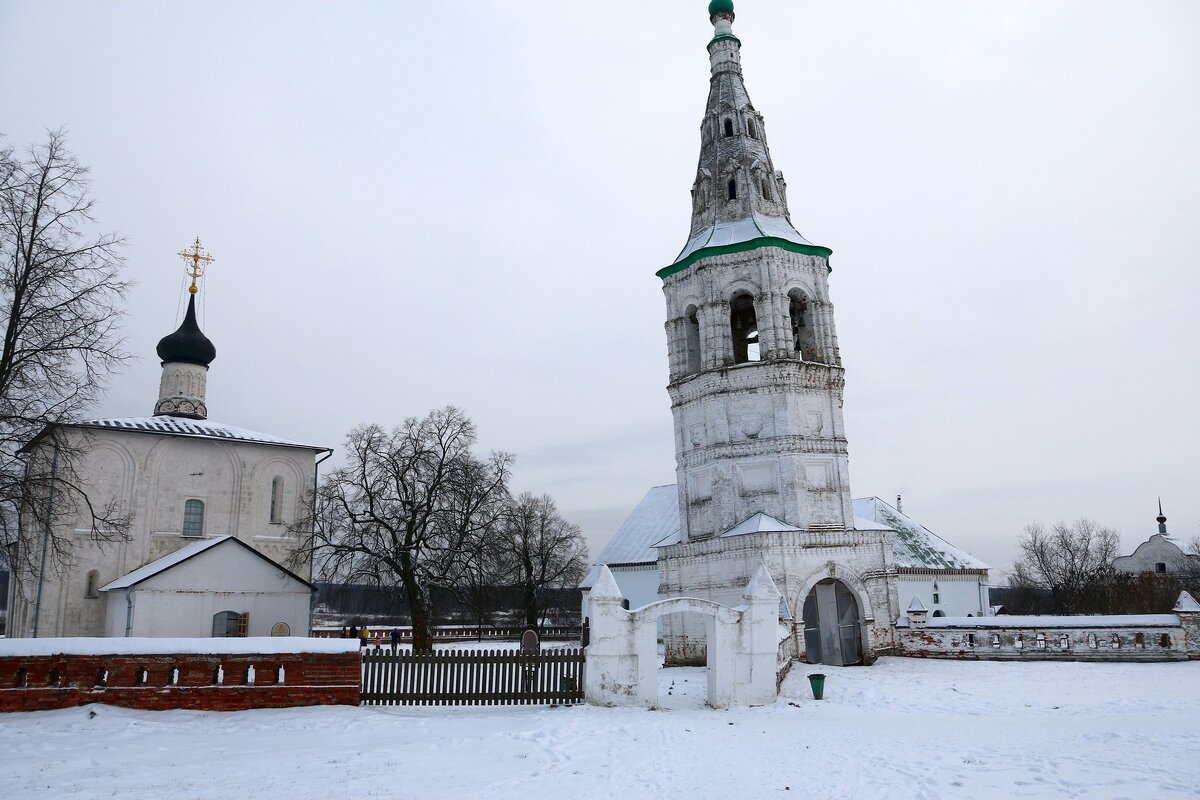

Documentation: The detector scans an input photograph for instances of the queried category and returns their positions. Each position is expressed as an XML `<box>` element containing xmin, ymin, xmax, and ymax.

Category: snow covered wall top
<box><xmin>0</xmin><ymin>637</ymin><xmax>361</xmax><ymax>658</ymax></box>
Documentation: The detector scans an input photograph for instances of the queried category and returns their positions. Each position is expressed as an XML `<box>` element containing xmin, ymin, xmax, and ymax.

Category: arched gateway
<box><xmin>585</xmin><ymin>565</ymin><xmax>781</xmax><ymax>709</ymax></box>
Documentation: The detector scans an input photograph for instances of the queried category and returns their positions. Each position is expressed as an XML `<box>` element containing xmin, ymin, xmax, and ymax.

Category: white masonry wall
<box><xmin>8</xmin><ymin>427</ymin><xmax>318</xmax><ymax>638</ymax></box>
<box><xmin>898</xmin><ymin>573</ymin><xmax>989</xmax><ymax>620</ymax></box>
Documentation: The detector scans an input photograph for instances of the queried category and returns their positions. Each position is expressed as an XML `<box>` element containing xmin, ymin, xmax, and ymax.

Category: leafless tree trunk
<box><xmin>0</xmin><ymin>130</ymin><xmax>132</xmax><ymax>588</ymax></box>
<box><xmin>292</xmin><ymin>407</ymin><xmax>511</xmax><ymax>651</ymax></box>
<box><xmin>496</xmin><ymin>493</ymin><xmax>588</xmax><ymax>630</ymax></box>
<box><xmin>1009</xmin><ymin>519</ymin><xmax>1121</xmax><ymax>614</ymax></box>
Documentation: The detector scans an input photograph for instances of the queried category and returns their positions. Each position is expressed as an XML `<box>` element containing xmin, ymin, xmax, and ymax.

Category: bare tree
<box><xmin>0</xmin><ymin>130</ymin><xmax>132</xmax><ymax>586</ymax></box>
<box><xmin>295</xmin><ymin>407</ymin><xmax>511</xmax><ymax>651</ymax></box>
<box><xmin>496</xmin><ymin>492</ymin><xmax>588</xmax><ymax>630</ymax></box>
<box><xmin>1009</xmin><ymin>519</ymin><xmax>1121</xmax><ymax>614</ymax></box>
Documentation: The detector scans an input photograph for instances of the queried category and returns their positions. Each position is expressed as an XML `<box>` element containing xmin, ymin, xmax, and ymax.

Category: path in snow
<box><xmin>2</xmin><ymin>657</ymin><xmax>1197</xmax><ymax>799</ymax></box>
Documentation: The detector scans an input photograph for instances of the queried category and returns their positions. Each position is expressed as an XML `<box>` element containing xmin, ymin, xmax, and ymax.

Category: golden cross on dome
<box><xmin>178</xmin><ymin>237</ymin><xmax>215</xmax><ymax>295</ymax></box>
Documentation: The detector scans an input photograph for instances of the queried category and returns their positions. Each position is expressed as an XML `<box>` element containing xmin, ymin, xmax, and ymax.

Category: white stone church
<box><xmin>581</xmin><ymin>0</ymin><xmax>989</xmax><ymax>666</ymax></box>
<box><xmin>5</xmin><ymin>261</ymin><xmax>327</xmax><ymax>639</ymax></box>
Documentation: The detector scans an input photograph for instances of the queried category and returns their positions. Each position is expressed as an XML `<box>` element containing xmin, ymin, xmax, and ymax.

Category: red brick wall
<box><xmin>0</xmin><ymin>651</ymin><xmax>359</xmax><ymax>713</ymax></box>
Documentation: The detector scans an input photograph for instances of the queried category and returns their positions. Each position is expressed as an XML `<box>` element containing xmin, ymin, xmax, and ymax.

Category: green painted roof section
<box><xmin>657</xmin><ymin>237</ymin><xmax>831</xmax><ymax>279</ymax></box>
<box><xmin>708</xmin><ymin>0</ymin><xmax>735</xmax><ymax>16</ymax></box>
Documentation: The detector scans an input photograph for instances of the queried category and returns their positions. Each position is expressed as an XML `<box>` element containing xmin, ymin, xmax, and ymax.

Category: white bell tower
<box><xmin>662</xmin><ymin>0</ymin><xmax>853</xmax><ymax>541</ymax></box>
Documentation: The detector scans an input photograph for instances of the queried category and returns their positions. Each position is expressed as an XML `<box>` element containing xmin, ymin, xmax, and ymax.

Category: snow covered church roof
<box><xmin>579</xmin><ymin>485</ymin><xmax>680</xmax><ymax>588</ymax></box>
<box><xmin>101</xmin><ymin>535</ymin><xmax>313</xmax><ymax>591</ymax></box>
<box><xmin>580</xmin><ymin>486</ymin><xmax>989</xmax><ymax>588</ymax></box>
<box><xmin>852</xmin><ymin>497</ymin><xmax>990</xmax><ymax>571</ymax></box>
<box><xmin>23</xmin><ymin>416</ymin><xmax>329</xmax><ymax>453</ymax></box>
<box><xmin>663</xmin><ymin>212</ymin><xmax>832</xmax><ymax>278</ymax></box>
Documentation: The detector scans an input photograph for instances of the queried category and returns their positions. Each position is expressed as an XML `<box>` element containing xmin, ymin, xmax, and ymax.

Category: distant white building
<box><xmin>6</xmin><ymin>258</ymin><xmax>329</xmax><ymax>639</ymax></box>
<box><xmin>1113</xmin><ymin>504</ymin><xmax>1197</xmax><ymax>576</ymax></box>
<box><xmin>580</xmin><ymin>488</ymin><xmax>990</xmax><ymax>624</ymax></box>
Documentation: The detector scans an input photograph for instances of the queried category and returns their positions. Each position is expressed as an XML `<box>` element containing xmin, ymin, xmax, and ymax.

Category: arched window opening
<box><xmin>729</xmin><ymin>294</ymin><xmax>760</xmax><ymax>364</ymax></box>
<box><xmin>270</xmin><ymin>476</ymin><xmax>284</xmax><ymax>523</ymax></box>
<box><xmin>684</xmin><ymin>306</ymin><xmax>701</xmax><ymax>375</ymax></box>
<box><xmin>212</xmin><ymin>610</ymin><xmax>248</xmax><ymax>638</ymax></box>
<box><xmin>788</xmin><ymin>290</ymin><xmax>818</xmax><ymax>361</ymax></box>
<box><xmin>747</xmin><ymin>119</ymin><xmax>757</xmax><ymax>139</ymax></box>
<box><xmin>727</xmin><ymin>179</ymin><xmax>737</xmax><ymax>201</ymax></box>
<box><xmin>723</xmin><ymin>117</ymin><xmax>733</xmax><ymax>137</ymax></box>
<box><xmin>182</xmin><ymin>499</ymin><xmax>205</xmax><ymax>537</ymax></box>
<box><xmin>932</xmin><ymin>610</ymin><xmax>945</xmax><ymax>618</ymax></box>
<box><xmin>85</xmin><ymin>570</ymin><xmax>100</xmax><ymax>599</ymax></box>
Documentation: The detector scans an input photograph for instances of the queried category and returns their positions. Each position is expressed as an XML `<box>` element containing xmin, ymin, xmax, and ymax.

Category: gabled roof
<box><xmin>852</xmin><ymin>497</ymin><xmax>989</xmax><ymax>571</ymax></box>
<box><xmin>101</xmin><ymin>535</ymin><xmax>313</xmax><ymax>591</ymax></box>
<box><xmin>579</xmin><ymin>485</ymin><xmax>680</xmax><ymax>588</ymax></box>
<box><xmin>22</xmin><ymin>416</ymin><xmax>329</xmax><ymax>454</ymax></box>
<box><xmin>721</xmin><ymin>512</ymin><xmax>800</xmax><ymax>537</ymax></box>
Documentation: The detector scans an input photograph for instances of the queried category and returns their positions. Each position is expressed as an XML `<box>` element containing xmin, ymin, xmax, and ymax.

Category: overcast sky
<box><xmin>3</xmin><ymin>1</ymin><xmax>1197</xmax><ymax>577</ymax></box>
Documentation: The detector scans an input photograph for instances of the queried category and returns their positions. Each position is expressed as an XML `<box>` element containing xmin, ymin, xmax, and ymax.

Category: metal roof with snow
<box><xmin>852</xmin><ymin>497</ymin><xmax>989</xmax><ymax>571</ymax></box>
<box><xmin>22</xmin><ymin>416</ymin><xmax>329</xmax><ymax>453</ymax></box>
<box><xmin>101</xmin><ymin>535</ymin><xmax>313</xmax><ymax>591</ymax></box>
<box><xmin>579</xmin><ymin>485</ymin><xmax>680</xmax><ymax>588</ymax></box>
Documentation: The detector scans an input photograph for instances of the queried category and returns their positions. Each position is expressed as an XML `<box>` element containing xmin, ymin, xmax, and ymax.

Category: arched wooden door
<box><xmin>802</xmin><ymin>579</ymin><xmax>863</xmax><ymax>666</ymax></box>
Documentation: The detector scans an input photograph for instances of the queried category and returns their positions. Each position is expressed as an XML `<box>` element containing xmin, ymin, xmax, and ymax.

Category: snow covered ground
<box><xmin>2</xmin><ymin>657</ymin><xmax>1197</xmax><ymax>799</ymax></box>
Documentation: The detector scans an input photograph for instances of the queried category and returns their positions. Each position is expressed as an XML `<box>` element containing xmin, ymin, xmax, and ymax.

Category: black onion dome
<box><xmin>156</xmin><ymin>294</ymin><xmax>216</xmax><ymax>366</ymax></box>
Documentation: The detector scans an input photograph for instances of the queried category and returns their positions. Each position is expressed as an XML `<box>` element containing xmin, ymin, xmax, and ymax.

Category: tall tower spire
<box><xmin>154</xmin><ymin>239</ymin><xmax>217</xmax><ymax>420</ymax></box>
<box><xmin>1157</xmin><ymin>498</ymin><xmax>1168</xmax><ymax>534</ymax></box>
<box><xmin>658</xmin><ymin>2</ymin><xmax>852</xmax><ymax>539</ymax></box>
<box><xmin>660</xmin><ymin>0</ymin><xmax>831</xmax><ymax>280</ymax></box>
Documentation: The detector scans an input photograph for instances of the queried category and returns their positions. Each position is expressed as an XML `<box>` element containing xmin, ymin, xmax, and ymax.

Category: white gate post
<box><xmin>735</xmin><ymin>563</ymin><xmax>782</xmax><ymax>706</ymax></box>
<box><xmin>584</xmin><ymin>566</ymin><xmax>640</xmax><ymax>706</ymax></box>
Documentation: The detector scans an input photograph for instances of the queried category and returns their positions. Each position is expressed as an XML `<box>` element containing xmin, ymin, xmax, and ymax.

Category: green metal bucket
<box><xmin>808</xmin><ymin>673</ymin><xmax>826</xmax><ymax>700</ymax></box>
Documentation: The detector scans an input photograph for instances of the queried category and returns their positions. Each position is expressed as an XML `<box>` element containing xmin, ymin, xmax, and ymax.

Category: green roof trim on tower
<box><xmin>657</xmin><ymin>237</ymin><xmax>833</xmax><ymax>279</ymax></box>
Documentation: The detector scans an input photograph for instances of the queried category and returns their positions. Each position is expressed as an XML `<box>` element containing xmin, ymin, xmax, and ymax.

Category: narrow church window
<box><xmin>727</xmin><ymin>179</ymin><xmax>737</xmax><ymax>201</ymax></box>
<box><xmin>684</xmin><ymin>306</ymin><xmax>701</xmax><ymax>375</ymax></box>
<box><xmin>183</xmin><ymin>499</ymin><xmax>205</xmax><ymax>537</ymax></box>
<box><xmin>747</xmin><ymin>119</ymin><xmax>757</xmax><ymax>139</ymax></box>
<box><xmin>789</xmin><ymin>290</ymin><xmax>817</xmax><ymax>360</ymax></box>
<box><xmin>270</xmin><ymin>476</ymin><xmax>284</xmax><ymax>523</ymax></box>
<box><xmin>85</xmin><ymin>570</ymin><xmax>100</xmax><ymax>599</ymax></box>
<box><xmin>723</xmin><ymin>117</ymin><xmax>733</xmax><ymax>137</ymax></box>
<box><xmin>760</xmin><ymin>178</ymin><xmax>771</xmax><ymax>200</ymax></box>
<box><xmin>729</xmin><ymin>293</ymin><xmax>760</xmax><ymax>364</ymax></box>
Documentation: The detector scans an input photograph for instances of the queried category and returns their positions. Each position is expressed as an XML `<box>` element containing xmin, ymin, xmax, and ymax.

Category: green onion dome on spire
<box><xmin>708</xmin><ymin>0</ymin><xmax>734</xmax><ymax>18</ymax></box>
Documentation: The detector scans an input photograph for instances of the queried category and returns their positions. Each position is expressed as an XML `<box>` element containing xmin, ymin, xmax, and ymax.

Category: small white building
<box><xmin>1113</xmin><ymin>505</ymin><xmax>1197</xmax><ymax>576</ymax></box>
<box><xmin>852</xmin><ymin>497</ymin><xmax>990</xmax><ymax>619</ymax></box>
<box><xmin>101</xmin><ymin>535</ymin><xmax>313</xmax><ymax>638</ymax></box>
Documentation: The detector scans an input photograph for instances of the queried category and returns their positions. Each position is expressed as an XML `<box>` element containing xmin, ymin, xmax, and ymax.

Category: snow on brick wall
<box><xmin>0</xmin><ymin>650</ymin><xmax>359</xmax><ymax>713</ymax></box>
<box><xmin>896</xmin><ymin>616</ymin><xmax>1199</xmax><ymax>662</ymax></box>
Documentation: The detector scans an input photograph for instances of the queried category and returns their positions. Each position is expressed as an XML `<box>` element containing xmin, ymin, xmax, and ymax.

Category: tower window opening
<box><xmin>761</xmin><ymin>178</ymin><xmax>771</xmax><ymax>200</ymax></box>
<box><xmin>684</xmin><ymin>306</ymin><xmax>701</xmax><ymax>375</ymax></box>
<box><xmin>723</xmin><ymin>117</ymin><xmax>733</xmax><ymax>137</ymax></box>
<box><xmin>788</xmin><ymin>290</ymin><xmax>818</xmax><ymax>361</ymax></box>
<box><xmin>270</xmin><ymin>476</ymin><xmax>284</xmax><ymax>523</ymax></box>
<box><xmin>1155</xmin><ymin>562</ymin><xmax>1167</xmax><ymax>573</ymax></box>
<box><xmin>747</xmin><ymin>119</ymin><xmax>757</xmax><ymax>139</ymax></box>
<box><xmin>182</xmin><ymin>499</ymin><xmax>205</xmax><ymax>538</ymax></box>
<box><xmin>85</xmin><ymin>570</ymin><xmax>100</xmax><ymax>599</ymax></box>
<box><xmin>727</xmin><ymin>179</ymin><xmax>737</xmax><ymax>201</ymax></box>
<box><xmin>730</xmin><ymin>294</ymin><xmax>760</xmax><ymax>364</ymax></box>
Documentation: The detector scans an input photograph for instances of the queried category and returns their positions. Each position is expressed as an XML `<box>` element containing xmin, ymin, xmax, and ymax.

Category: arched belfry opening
<box><xmin>788</xmin><ymin>290</ymin><xmax>817</xmax><ymax>361</ymax></box>
<box><xmin>723</xmin><ymin>117</ymin><xmax>734</xmax><ymax>137</ymax></box>
<box><xmin>801</xmin><ymin>579</ymin><xmax>864</xmax><ymax>666</ymax></box>
<box><xmin>730</xmin><ymin>293</ymin><xmax>760</xmax><ymax>363</ymax></box>
<box><xmin>684</xmin><ymin>306</ymin><xmax>701</xmax><ymax>374</ymax></box>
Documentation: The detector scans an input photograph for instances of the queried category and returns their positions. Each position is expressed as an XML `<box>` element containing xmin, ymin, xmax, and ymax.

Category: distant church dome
<box><xmin>156</xmin><ymin>294</ymin><xmax>216</xmax><ymax>367</ymax></box>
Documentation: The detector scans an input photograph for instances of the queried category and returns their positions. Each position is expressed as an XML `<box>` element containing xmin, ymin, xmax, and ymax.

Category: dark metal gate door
<box><xmin>802</xmin><ymin>579</ymin><xmax>863</xmax><ymax>666</ymax></box>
